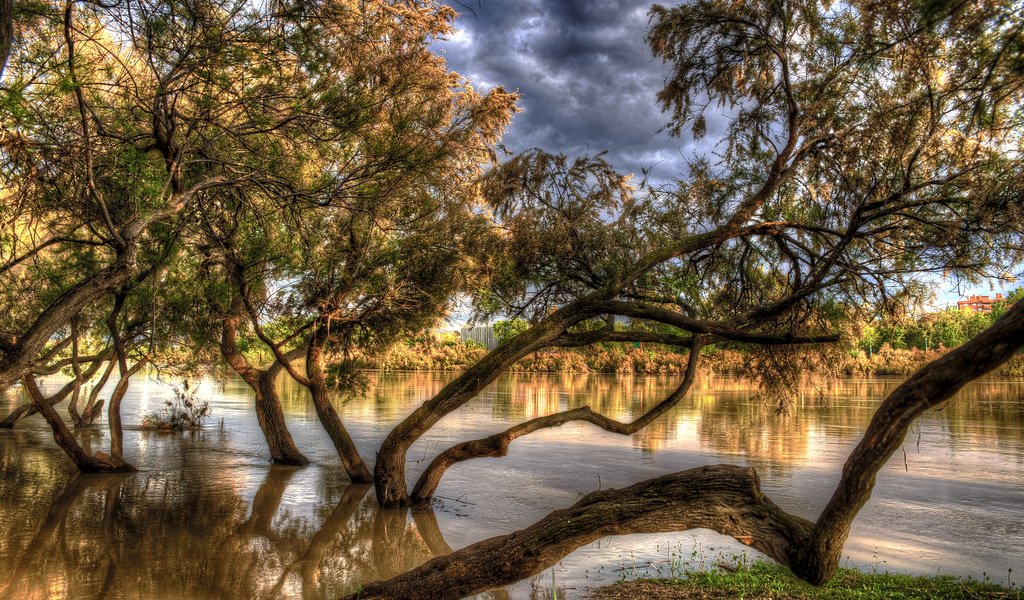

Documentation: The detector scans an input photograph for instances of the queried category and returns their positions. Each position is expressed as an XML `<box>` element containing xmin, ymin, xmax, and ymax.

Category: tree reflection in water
<box><xmin>0</xmin><ymin>372</ymin><xmax>1021</xmax><ymax>598</ymax></box>
<box><xmin>0</xmin><ymin>466</ymin><xmax>511</xmax><ymax>600</ymax></box>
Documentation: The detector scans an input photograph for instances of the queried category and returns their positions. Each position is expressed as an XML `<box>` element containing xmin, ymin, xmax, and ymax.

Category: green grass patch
<box><xmin>591</xmin><ymin>561</ymin><xmax>1021</xmax><ymax>599</ymax></box>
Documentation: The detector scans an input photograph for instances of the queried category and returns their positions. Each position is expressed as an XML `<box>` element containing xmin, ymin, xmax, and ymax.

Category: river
<box><xmin>1</xmin><ymin>371</ymin><xmax>1022</xmax><ymax>598</ymax></box>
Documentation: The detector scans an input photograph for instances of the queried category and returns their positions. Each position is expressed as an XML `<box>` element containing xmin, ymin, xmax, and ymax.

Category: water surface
<box><xmin>1</xmin><ymin>372</ymin><xmax>1022</xmax><ymax>598</ymax></box>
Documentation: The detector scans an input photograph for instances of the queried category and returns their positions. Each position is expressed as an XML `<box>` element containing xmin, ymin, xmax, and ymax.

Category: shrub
<box><xmin>141</xmin><ymin>382</ymin><xmax>211</xmax><ymax>431</ymax></box>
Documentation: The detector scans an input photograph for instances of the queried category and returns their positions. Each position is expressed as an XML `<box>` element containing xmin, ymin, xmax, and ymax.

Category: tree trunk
<box><xmin>22</xmin><ymin>375</ymin><xmax>134</xmax><ymax>472</ymax></box>
<box><xmin>345</xmin><ymin>465</ymin><xmax>813</xmax><ymax>600</ymax></box>
<box><xmin>306</xmin><ymin>329</ymin><xmax>371</xmax><ymax>482</ymax></box>
<box><xmin>80</xmin><ymin>358</ymin><xmax>115</xmax><ymax>426</ymax></box>
<box><xmin>67</xmin><ymin>318</ymin><xmax>84</xmax><ymax>426</ymax></box>
<box><xmin>255</xmin><ymin>369</ymin><xmax>310</xmax><ymax>466</ymax></box>
<box><xmin>373</xmin><ymin>301</ymin><xmax>600</xmax><ymax>507</ymax></box>
<box><xmin>0</xmin><ymin>0</ymin><xmax>11</xmax><ymax>81</ymax></box>
<box><xmin>350</xmin><ymin>300</ymin><xmax>1024</xmax><ymax>598</ymax></box>
<box><xmin>0</xmin><ymin>357</ymin><xmax>105</xmax><ymax>428</ymax></box>
<box><xmin>792</xmin><ymin>297</ymin><xmax>1024</xmax><ymax>584</ymax></box>
<box><xmin>107</xmin><ymin>358</ymin><xmax>146</xmax><ymax>461</ymax></box>
<box><xmin>410</xmin><ymin>339</ymin><xmax>702</xmax><ymax>503</ymax></box>
<box><xmin>220</xmin><ymin>310</ymin><xmax>309</xmax><ymax>466</ymax></box>
<box><xmin>0</xmin><ymin>252</ymin><xmax>137</xmax><ymax>393</ymax></box>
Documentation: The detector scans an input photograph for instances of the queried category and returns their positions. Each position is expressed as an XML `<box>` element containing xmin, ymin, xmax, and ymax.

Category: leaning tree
<box><xmin>2</xmin><ymin>0</ymin><xmax>1022</xmax><ymax>593</ymax></box>
<box><xmin>338</xmin><ymin>0</ymin><xmax>1024</xmax><ymax>595</ymax></box>
<box><xmin>175</xmin><ymin>0</ymin><xmax>515</xmax><ymax>469</ymax></box>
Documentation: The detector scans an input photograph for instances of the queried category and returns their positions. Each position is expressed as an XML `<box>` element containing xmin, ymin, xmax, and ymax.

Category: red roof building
<box><xmin>956</xmin><ymin>294</ymin><xmax>1003</xmax><ymax>313</ymax></box>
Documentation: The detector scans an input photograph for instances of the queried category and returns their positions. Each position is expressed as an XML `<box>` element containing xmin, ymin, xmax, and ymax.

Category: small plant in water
<box><xmin>141</xmin><ymin>381</ymin><xmax>211</xmax><ymax>431</ymax></box>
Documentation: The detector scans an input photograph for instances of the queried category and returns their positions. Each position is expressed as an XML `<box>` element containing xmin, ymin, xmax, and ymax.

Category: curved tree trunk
<box><xmin>80</xmin><ymin>358</ymin><xmax>115</xmax><ymax>426</ymax></box>
<box><xmin>410</xmin><ymin>337</ymin><xmax>701</xmax><ymax>503</ymax></box>
<box><xmin>221</xmin><ymin>309</ymin><xmax>309</xmax><ymax>466</ymax></box>
<box><xmin>346</xmin><ymin>465</ymin><xmax>812</xmax><ymax>600</ymax></box>
<box><xmin>0</xmin><ymin>356</ymin><xmax>106</xmax><ymax>428</ymax></box>
<box><xmin>107</xmin><ymin>357</ymin><xmax>147</xmax><ymax>461</ymax></box>
<box><xmin>0</xmin><ymin>176</ymin><xmax>224</xmax><ymax>397</ymax></box>
<box><xmin>373</xmin><ymin>300</ymin><xmax>603</xmax><ymax>507</ymax></box>
<box><xmin>67</xmin><ymin>318</ymin><xmax>84</xmax><ymax>426</ymax></box>
<box><xmin>306</xmin><ymin>328</ymin><xmax>371</xmax><ymax>482</ymax></box>
<box><xmin>0</xmin><ymin>252</ymin><xmax>137</xmax><ymax>394</ymax></box>
<box><xmin>372</xmin><ymin>291</ymin><xmax>836</xmax><ymax>507</ymax></box>
<box><xmin>255</xmin><ymin>368</ymin><xmax>310</xmax><ymax>466</ymax></box>
<box><xmin>22</xmin><ymin>375</ymin><xmax>134</xmax><ymax>472</ymax></box>
<box><xmin>792</xmin><ymin>298</ymin><xmax>1024</xmax><ymax>584</ymax></box>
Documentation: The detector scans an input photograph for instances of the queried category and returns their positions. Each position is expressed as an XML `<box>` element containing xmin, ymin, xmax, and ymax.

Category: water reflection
<box><xmin>0</xmin><ymin>465</ymin><xmax>507</xmax><ymax>600</ymax></box>
<box><xmin>0</xmin><ymin>372</ymin><xmax>1021</xmax><ymax>598</ymax></box>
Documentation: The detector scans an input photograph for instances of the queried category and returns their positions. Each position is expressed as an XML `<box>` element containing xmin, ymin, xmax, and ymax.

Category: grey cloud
<box><xmin>438</xmin><ymin>0</ymin><xmax>713</xmax><ymax>181</ymax></box>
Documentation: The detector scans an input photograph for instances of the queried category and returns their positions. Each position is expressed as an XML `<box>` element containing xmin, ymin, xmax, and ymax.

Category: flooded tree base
<box><xmin>344</xmin><ymin>465</ymin><xmax>812</xmax><ymax>600</ymax></box>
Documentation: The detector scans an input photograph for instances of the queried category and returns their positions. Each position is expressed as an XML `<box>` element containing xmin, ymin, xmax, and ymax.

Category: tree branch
<box><xmin>592</xmin><ymin>300</ymin><xmax>839</xmax><ymax>345</ymax></box>
<box><xmin>411</xmin><ymin>337</ymin><xmax>703</xmax><ymax>503</ymax></box>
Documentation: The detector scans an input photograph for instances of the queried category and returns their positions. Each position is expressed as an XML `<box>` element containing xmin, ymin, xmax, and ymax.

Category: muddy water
<box><xmin>0</xmin><ymin>372</ymin><xmax>1022</xmax><ymax>599</ymax></box>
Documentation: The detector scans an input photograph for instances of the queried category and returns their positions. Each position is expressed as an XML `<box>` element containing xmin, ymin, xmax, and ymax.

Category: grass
<box><xmin>589</xmin><ymin>560</ymin><xmax>1021</xmax><ymax>600</ymax></box>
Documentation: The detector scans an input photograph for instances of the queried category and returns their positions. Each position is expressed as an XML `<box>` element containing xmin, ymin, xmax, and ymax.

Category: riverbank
<box><xmin>588</xmin><ymin>561</ymin><xmax>1020</xmax><ymax>599</ymax></box>
<box><xmin>347</xmin><ymin>336</ymin><xmax>1024</xmax><ymax>377</ymax></box>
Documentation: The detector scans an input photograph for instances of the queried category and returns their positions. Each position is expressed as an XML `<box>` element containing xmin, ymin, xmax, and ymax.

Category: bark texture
<box><xmin>220</xmin><ymin>309</ymin><xmax>309</xmax><ymax>466</ymax></box>
<box><xmin>0</xmin><ymin>353</ymin><xmax>107</xmax><ymax>428</ymax></box>
<box><xmin>792</xmin><ymin>297</ymin><xmax>1024</xmax><ymax>584</ymax></box>
<box><xmin>106</xmin><ymin>357</ymin><xmax>147</xmax><ymax>461</ymax></box>
<box><xmin>306</xmin><ymin>328</ymin><xmax>372</xmax><ymax>482</ymax></box>
<box><xmin>0</xmin><ymin>252</ymin><xmax>137</xmax><ymax>393</ymax></box>
<box><xmin>374</xmin><ymin>298</ymin><xmax>604</xmax><ymax>506</ymax></box>
<box><xmin>22</xmin><ymin>376</ymin><xmax>134</xmax><ymax>472</ymax></box>
<box><xmin>255</xmin><ymin>368</ymin><xmax>309</xmax><ymax>466</ymax></box>
<box><xmin>0</xmin><ymin>0</ymin><xmax>10</xmax><ymax>80</ymax></box>
<box><xmin>346</xmin><ymin>466</ymin><xmax>813</xmax><ymax>600</ymax></box>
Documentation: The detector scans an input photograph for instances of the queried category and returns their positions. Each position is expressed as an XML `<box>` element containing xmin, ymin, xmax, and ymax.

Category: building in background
<box><xmin>956</xmin><ymin>294</ymin><xmax>1003</xmax><ymax>313</ymax></box>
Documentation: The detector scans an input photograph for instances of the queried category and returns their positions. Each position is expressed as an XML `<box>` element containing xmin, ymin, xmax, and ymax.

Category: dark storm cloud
<box><xmin>437</xmin><ymin>0</ymin><xmax>710</xmax><ymax>182</ymax></box>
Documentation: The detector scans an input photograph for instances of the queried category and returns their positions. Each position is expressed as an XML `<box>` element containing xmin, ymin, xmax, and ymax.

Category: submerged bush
<box><xmin>141</xmin><ymin>382</ymin><xmax>211</xmax><ymax>431</ymax></box>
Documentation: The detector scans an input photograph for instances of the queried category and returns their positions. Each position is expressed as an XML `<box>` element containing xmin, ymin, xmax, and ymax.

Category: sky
<box><xmin>434</xmin><ymin>0</ymin><xmax>1012</xmax><ymax>307</ymax></box>
<box><xmin>435</xmin><ymin>0</ymin><xmax>699</xmax><ymax>182</ymax></box>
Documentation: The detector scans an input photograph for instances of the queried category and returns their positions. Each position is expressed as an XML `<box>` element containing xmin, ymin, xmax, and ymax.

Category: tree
<box><xmin>345</xmin><ymin>0</ymin><xmax>1024</xmax><ymax>593</ymax></box>
<box><xmin>371</xmin><ymin>0</ymin><xmax>1024</xmax><ymax>507</ymax></box>
<box><xmin>347</xmin><ymin>298</ymin><xmax>1024</xmax><ymax>600</ymax></box>
<box><xmin>177</xmin><ymin>0</ymin><xmax>515</xmax><ymax>470</ymax></box>
<box><xmin>0</xmin><ymin>0</ymin><xmax>514</xmax><ymax>469</ymax></box>
<box><xmin>992</xmin><ymin>286</ymin><xmax>1024</xmax><ymax>319</ymax></box>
